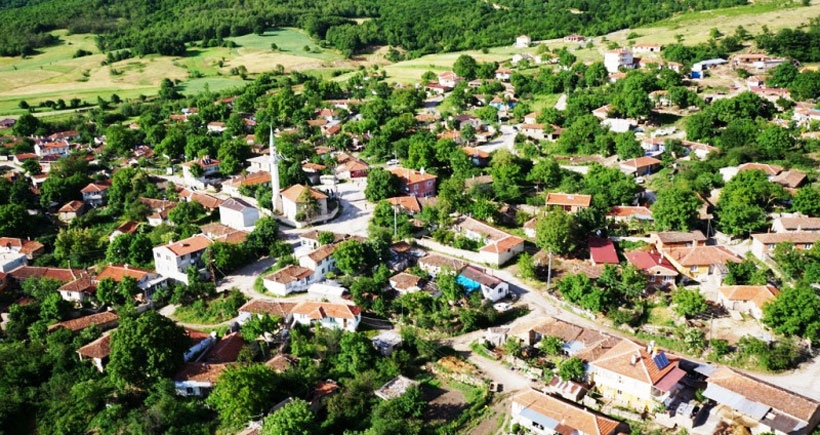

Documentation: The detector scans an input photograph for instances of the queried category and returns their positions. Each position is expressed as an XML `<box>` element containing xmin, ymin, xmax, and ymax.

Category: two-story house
<box><xmin>0</xmin><ymin>237</ymin><xmax>45</xmax><ymax>260</ymax></box>
<box><xmin>299</xmin><ymin>244</ymin><xmax>337</xmax><ymax>282</ymax></box>
<box><xmin>291</xmin><ymin>301</ymin><xmax>362</xmax><ymax>332</ymax></box>
<box><xmin>546</xmin><ymin>193</ymin><xmax>592</xmax><ymax>212</ymax></box>
<box><xmin>95</xmin><ymin>264</ymin><xmax>165</xmax><ymax>301</ymax></box>
<box><xmin>219</xmin><ymin>198</ymin><xmax>259</xmax><ymax>230</ymax></box>
<box><xmin>389</xmin><ymin>167</ymin><xmax>437</xmax><ymax>198</ymax></box>
<box><xmin>457</xmin><ymin>265</ymin><xmax>509</xmax><ymax>302</ymax></box>
<box><xmin>80</xmin><ymin>182</ymin><xmax>110</xmax><ymax>207</ymax></box>
<box><xmin>751</xmin><ymin>232</ymin><xmax>820</xmax><ymax>260</ymax></box>
<box><xmin>262</xmin><ymin>265</ymin><xmax>314</xmax><ymax>296</ymax></box>
<box><xmin>152</xmin><ymin>234</ymin><xmax>212</xmax><ymax>284</ymax></box>
<box><xmin>588</xmin><ymin>339</ymin><xmax>686</xmax><ymax>412</ymax></box>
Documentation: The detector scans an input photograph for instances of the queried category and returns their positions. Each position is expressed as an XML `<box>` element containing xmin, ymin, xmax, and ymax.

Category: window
<box><xmin>690</xmin><ymin>265</ymin><xmax>698</xmax><ymax>272</ymax></box>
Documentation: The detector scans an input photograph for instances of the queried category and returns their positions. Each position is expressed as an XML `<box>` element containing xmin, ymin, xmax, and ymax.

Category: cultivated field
<box><xmin>0</xmin><ymin>0</ymin><xmax>816</xmax><ymax>116</ymax></box>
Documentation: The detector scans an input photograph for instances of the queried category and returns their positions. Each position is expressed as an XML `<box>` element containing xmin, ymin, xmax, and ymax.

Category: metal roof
<box><xmin>519</xmin><ymin>407</ymin><xmax>559</xmax><ymax>430</ymax></box>
<box><xmin>703</xmin><ymin>383</ymin><xmax>771</xmax><ymax>420</ymax></box>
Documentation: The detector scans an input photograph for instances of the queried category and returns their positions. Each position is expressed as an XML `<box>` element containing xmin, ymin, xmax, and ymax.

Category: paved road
<box><xmin>478</xmin><ymin>124</ymin><xmax>517</xmax><ymax>154</ymax></box>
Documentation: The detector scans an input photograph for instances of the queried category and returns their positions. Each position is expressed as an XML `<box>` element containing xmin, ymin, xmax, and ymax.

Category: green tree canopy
<box><xmin>763</xmin><ymin>285</ymin><xmax>820</xmax><ymax>340</ymax></box>
<box><xmin>652</xmin><ymin>186</ymin><xmax>702</xmax><ymax>231</ymax></box>
<box><xmin>261</xmin><ymin>398</ymin><xmax>317</xmax><ymax>435</ymax></box>
<box><xmin>207</xmin><ymin>363</ymin><xmax>282</xmax><ymax>430</ymax></box>
<box><xmin>535</xmin><ymin>209</ymin><xmax>579</xmax><ymax>256</ymax></box>
<box><xmin>334</xmin><ymin>239</ymin><xmax>368</xmax><ymax>275</ymax></box>
<box><xmin>108</xmin><ymin>311</ymin><xmax>190</xmax><ymax>389</ymax></box>
<box><xmin>365</xmin><ymin>168</ymin><xmax>401</xmax><ymax>202</ymax></box>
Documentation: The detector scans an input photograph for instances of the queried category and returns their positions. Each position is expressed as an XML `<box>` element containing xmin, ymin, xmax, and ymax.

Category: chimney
<box><xmin>647</xmin><ymin>340</ymin><xmax>655</xmax><ymax>354</ymax></box>
<box><xmin>124</xmin><ymin>263</ymin><xmax>129</xmax><ymax>270</ymax></box>
<box><xmin>630</xmin><ymin>352</ymin><xmax>640</xmax><ymax>366</ymax></box>
<box><xmin>420</xmin><ymin>167</ymin><xmax>425</xmax><ymax>175</ymax></box>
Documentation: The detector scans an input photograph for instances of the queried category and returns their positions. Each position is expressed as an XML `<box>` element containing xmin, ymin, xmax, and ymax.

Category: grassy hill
<box><xmin>0</xmin><ymin>0</ymin><xmax>817</xmax><ymax>116</ymax></box>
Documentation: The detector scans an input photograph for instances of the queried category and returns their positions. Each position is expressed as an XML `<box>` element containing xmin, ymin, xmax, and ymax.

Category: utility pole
<box><xmin>393</xmin><ymin>205</ymin><xmax>398</xmax><ymax>237</ymax></box>
<box><xmin>546</xmin><ymin>251</ymin><xmax>553</xmax><ymax>289</ymax></box>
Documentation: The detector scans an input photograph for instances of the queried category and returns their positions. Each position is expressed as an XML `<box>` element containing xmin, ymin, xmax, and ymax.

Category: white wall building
<box><xmin>152</xmin><ymin>235</ymin><xmax>212</xmax><ymax>284</ymax></box>
<box><xmin>219</xmin><ymin>197</ymin><xmax>259</xmax><ymax>230</ymax></box>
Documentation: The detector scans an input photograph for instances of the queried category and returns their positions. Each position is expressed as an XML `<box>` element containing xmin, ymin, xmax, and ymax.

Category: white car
<box><xmin>493</xmin><ymin>302</ymin><xmax>512</xmax><ymax>312</ymax></box>
<box><xmin>386</xmin><ymin>159</ymin><xmax>400</xmax><ymax>166</ymax></box>
<box><xmin>635</xmin><ymin>176</ymin><xmax>646</xmax><ymax>184</ymax></box>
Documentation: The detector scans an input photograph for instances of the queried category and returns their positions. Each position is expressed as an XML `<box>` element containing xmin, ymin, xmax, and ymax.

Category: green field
<box><xmin>0</xmin><ymin>0</ymin><xmax>817</xmax><ymax>116</ymax></box>
<box><xmin>0</xmin><ymin>28</ymin><xmax>345</xmax><ymax>116</ymax></box>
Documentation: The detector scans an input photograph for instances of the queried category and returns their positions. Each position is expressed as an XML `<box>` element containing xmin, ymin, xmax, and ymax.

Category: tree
<box><xmin>763</xmin><ymin>285</ymin><xmax>820</xmax><ymax>339</ymax></box>
<box><xmin>489</xmin><ymin>149</ymin><xmax>525</xmax><ymax>202</ymax></box>
<box><xmin>21</xmin><ymin>158</ymin><xmax>41</xmax><ymax>175</ymax></box>
<box><xmin>517</xmin><ymin>252</ymin><xmax>536</xmax><ymax>279</ymax></box>
<box><xmin>108</xmin><ymin>311</ymin><xmax>190</xmax><ymax>389</ymax></box>
<box><xmin>13</xmin><ymin>113</ymin><xmax>40</xmax><ymax>136</ymax></box>
<box><xmin>768</xmin><ymin>62</ymin><xmax>799</xmax><ymax>87</ymax></box>
<box><xmin>717</xmin><ymin>170</ymin><xmax>786</xmax><ymax>237</ymax></box>
<box><xmin>504</xmin><ymin>338</ymin><xmax>522</xmax><ymax>358</ymax></box>
<box><xmin>206</xmin><ymin>241</ymin><xmax>252</xmax><ymax>274</ymax></box>
<box><xmin>453</xmin><ymin>54</ymin><xmax>478</xmax><ymax>80</ymax></box>
<box><xmin>262</xmin><ymin>398</ymin><xmax>317</xmax><ymax>435</ymax></box>
<box><xmin>583</xmin><ymin>164</ymin><xmax>638</xmax><ymax>208</ymax></box>
<box><xmin>756</xmin><ymin>126</ymin><xmax>794</xmax><ymax>160</ymax></box>
<box><xmin>460</xmin><ymin>123</ymin><xmax>476</xmax><ymax>143</ymax></box>
<box><xmin>535</xmin><ymin>210</ymin><xmax>578</xmax><ymax>256</ymax></box>
<box><xmin>168</xmin><ymin>200</ymin><xmax>206</xmax><ymax>225</ymax></box>
<box><xmin>672</xmin><ymin>288</ymin><xmax>708</xmax><ymax>318</ymax></box>
<box><xmin>207</xmin><ymin>363</ymin><xmax>281</xmax><ymax>430</ymax></box>
<box><xmin>246</xmin><ymin>217</ymin><xmax>279</xmax><ymax>256</ymax></box>
<box><xmin>105</xmin><ymin>232</ymin><xmax>153</xmax><ymax>267</ymax></box>
<box><xmin>54</xmin><ymin>227</ymin><xmax>100</xmax><ymax>267</ymax></box>
<box><xmin>541</xmin><ymin>336</ymin><xmax>563</xmax><ymax>356</ymax></box>
<box><xmin>365</xmin><ymin>168</ymin><xmax>401</xmax><ymax>202</ymax></box>
<box><xmin>105</xmin><ymin>124</ymin><xmax>139</xmax><ymax>156</ymax></box>
<box><xmin>369</xmin><ymin>386</ymin><xmax>425</xmax><ymax>435</ymax></box>
<box><xmin>334</xmin><ymin>239</ymin><xmax>367</xmax><ymax>275</ymax></box>
<box><xmin>615</xmin><ymin>132</ymin><xmax>644</xmax><ymax>159</ymax></box>
<box><xmin>0</xmin><ymin>204</ymin><xmax>30</xmax><ymax>238</ymax></box>
<box><xmin>317</xmin><ymin>231</ymin><xmax>336</xmax><ymax>245</ymax></box>
<box><xmin>333</xmin><ymin>332</ymin><xmax>376</xmax><ymax>377</ymax></box>
<box><xmin>296</xmin><ymin>187</ymin><xmax>319</xmax><ymax>222</ymax></box>
<box><xmin>527</xmin><ymin>157</ymin><xmax>562</xmax><ymax>188</ymax></box>
<box><xmin>793</xmin><ymin>187</ymin><xmax>820</xmax><ymax>217</ymax></box>
<box><xmin>558</xmin><ymin>357</ymin><xmax>585</xmax><ymax>382</ymax></box>
<box><xmin>652</xmin><ymin>186</ymin><xmax>702</xmax><ymax>231</ymax></box>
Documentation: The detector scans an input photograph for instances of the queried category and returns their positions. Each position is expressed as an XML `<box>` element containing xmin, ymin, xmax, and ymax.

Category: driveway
<box><xmin>478</xmin><ymin>124</ymin><xmax>517</xmax><ymax>154</ymax></box>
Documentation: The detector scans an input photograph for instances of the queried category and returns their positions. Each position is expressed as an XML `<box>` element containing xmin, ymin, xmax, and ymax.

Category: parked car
<box><xmin>493</xmin><ymin>302</ymin><xmax>512</xmax><ymax>312</ymax></box>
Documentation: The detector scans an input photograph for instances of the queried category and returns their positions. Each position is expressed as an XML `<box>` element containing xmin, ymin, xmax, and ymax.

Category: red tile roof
<box><xmin>9</xmin><ymin>266</ymin><xmax>84</xmax><ymax>283</ymax></box>
<box><xmin>59</xmin><ymin>200</ymin><xmax>84</xmax><ymax>213</ymax></box>
<box><xmin>95</xmin><ymin>264</ymin><xmax>153</xmax><ymax>282</ymax></box>
<box><xmin>160</xmin><ymin>234</ymin><xmax>212</xmax><ymax>257</ymax></box>
<box><xmin>719</xmin><ymin>285</ymin><xmax>779</xmax><ymax>310</ymax></box>
<box><xmin>589</xmin><ymin>237</ymin><xmax>619</xmax><ymax>264</ymax></box>
<box><xmin>513</xmin><ymin>389</ymin><xmax>621</xmax><ymax>435</ymax></box>
<box><xmin>386</xmin><ymin>196</ymin><xmax>422</xmax><ymax>213</ymax></box>
<box><xmin>388</xmin><ymin>167</ymin><xmax>437</xmax><ymax>185</ymax></box>
<box><xmin>203</xmin><ymin>332</ymin><xmax>244</xmax><ymax>364</ymax></box>
<box><xmin>77</xmin><ymin>333</ymin><xmax>112</xmax><ymax>359</ymax></box>
<box><xmin>174</xmin><ymin>362</ymin><xmax>232</xmax><ymax>383</ymax></box>
<box><xmin>238</xmin><ymin>300</ymin><xmax>297</xmax><ymax>318</ymax></box>
<box><xmin>280</xmin><ymin>184</ymin><xmax>328</xmax><ymax>203</ymax></box>
<box><xmin>625</xmin><ymin>251</ymin><xmax>678</xmax><ymax>275</ymax></box>
<box><xmin>546</xmin><ymin>192</ymin><xmax>592</xmax><ymax>208</ymax></box>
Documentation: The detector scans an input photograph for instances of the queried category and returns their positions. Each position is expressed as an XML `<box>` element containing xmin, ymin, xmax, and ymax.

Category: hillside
<box><xmin>0</xmin><ymin>0</ymin><xmax>746</xmax><ymax>57</ymax></box>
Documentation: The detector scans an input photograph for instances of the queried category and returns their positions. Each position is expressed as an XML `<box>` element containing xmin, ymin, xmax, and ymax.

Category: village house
<box><xmin>607</xmin><ymin>206</ymin><xmax>653</xmax><ymax>223</ymax></box>
<box><xmin>0</xmin><ymin>237</ymin><xmax>45</xmax><ymax>260</ymax></box>
<box><xmin>771</xmin><ymin>216</ymin><xmax>820</xmax><ymax>233</ymax></box>
<box><xmin>199</xmin><ymin>223</ymin><xmax>249</xmax><ymax>245</ymax></box>
<box><xmin>77</xmin><ymin>332</ymin><xmax>112</xmax><ymax>373</ymax></box>
<box><xmin>182</xmin><ymin>156</ymin><xmax>221</xmax><ymax>187</ymax></box>
<box><xmin>624</xmin><ymin>250</ymin><xmax>678</xmax><ymax>286</ymax></box>
<box><xmin>389</xmin><ymin>167</ymin><xmax>437</xmax><ymax>198</ymax></box>
<box><xmin>237</xmin><ymin>299</ymin><xmax>296</xmax><ymax>325</ymax></box>
<box><xmin>152</xmin><ymin>234</ymin><xmax>212</xmax><ymax>284</ymax></box>
<box><xmin>139</xmin><ymin>197</ymin><xmax>176</xmax><ymax>226</ymax></box>
<box><xmin>299</xmin><ymin>244</ymin><xmax>337</xmax><ymax>281</ymax></box>
<box><xmin>461</xmin><ymin>147</ymin><xmax>491</xmax><ymax>167</ymax></box>
<box><xmin>7</xmin><ymin>266</ymin><xmax>84</xmax><ymax>286</ymax></box>
<box><xmin>58</xmin><ymin>200</ymin><xmax>85</xmax><ymax>222</ymax></box>
<box><xmin>793</xmin><ymin>107</ymin><xmax>820</xmax><ymax>126</ymax></box>
<box><xmin>604</xmin><ymin>48</ymin><xmax>634</xmax><ymax>73</ymax></box>
<box><xmin>57</xmin><ymin>275</ymin><xmax>95</xmax><ymax>303</ymax></box>
<box><xmin>771</xmin><ymin>169</ymin><xmax>807</xmax><ymax>190</ymax></box>
<box><xmin>703</xmin><ymin>367</ymin><xmax>820</xmax><ymax>435</ymax></box>
<box><xmin>262</xmin><ymin>265</ymin><xmax>314</xmax><ymax>296</ymax></box>
<box><xmin>174</xmin><ymin>362</ymin><xmax>231</xmax><ymax>397</ymax></box>
<box><xmin>277</xmin><ymin>184</ymin><xmax>329</xmax><ymax>225</ymax></box>
<box><xmin>681</xmin><ymin>140</ymin><xmax>719</xmax><ymax>159</ymax></box>
<box><xmin>335</xmin><ymin>152</ymin><xmax>369</xmax><ymax>179</ymax></box>
<box><xmin>290</xmin><ymin>301</ymin><xmax>362</xmax><ymax>332</ymax></box>
<box><xmin>718</xmin><ymin>285</ymin><xmax>779</xmax><ymax>320</ymax></box>
<box><xmin>219</xmin><ymin>198</ymin><xmax>259</xmax><ymax>230</ymax></box>
<box><xmin>546</xmin><ymin>192</ymin><xmax>592</xmax><ymax>212</ymax></box>
<box><xmin>80</xmin><ymin>182</ymin><xmax>110</xmax><ymax>207</ymax></box>
<box><xmin>662</xmin><ymin>245</ymin><xmax>742</xmax><ymax>280</ymax></box>
<box><xmin>515</xmin><ymin>34</ymin><xmax>532</xmax><ymax>48</ymax></box>
<box><xmin>519</xmin><ymin>123</ymin><xmax>562</xmax><ymax>141</ymax></box>
<box><xmin>221</xmin><ymin>170</ymin><xmax>270</xmax><ymax>196</ymax></box>
<box><xmin>511</xmin><ymin>389</ymin><xmax>624</xmax><ymax>435</ymax></box>
<box><xmin>34</xmin><ymin>140</ymin><xmax>70</xmax><ymax>158</ymax></box>
<box><xmin>418</xmin><ymin>254</ymin><xmax>466</xmax><ymax>277</ymax></box>
<box><xmin>454</xmin><ymin>217</ymin><xmax>525</xmax><ymax>267</ymax></box>
<box><xmin>633</xmin><ymin>43</ymin><xmax>662</xmax><ymax>53</ymax></box>
<box><xmin>437</xmin><ymin>71</ymin><xmax>463</xmax><ymax>89</ymax></box>
<box><xmin>751</xmin><ymin>232</ymin><xmax>820</xmax><ymax>260</ymax></box>
<box><xmin>206</xmin><ymin>122</ymin><xmax>227</xmax><ymax>134</ymax></box>
<box><xmin>178</xmin><ymin>188</ymin><xmax>225</xmax><ymax>211</ymax></box>
<box><xmin>494</xmin><ymin>68</ymin><xmax>512</xmax><ymax>81</ymax></box>
<box><xmin>719</xmin><ymin>162</ymin><xmax>783</xmax><ymax>182</ymax></box>
<box><xmin>386</xmin><ymin>195</ymin><xmax>423</xmax><ymax>214</ymax></box>
<box><xmin>588</xmin><ymin>237</ymin><xmax>619</xmax><ymax>266</ymax></box>
<box><xmin>650</xmin><ymin>230</ymin><xmax>707</xmax><ymax>252</ymax></box>
<box><xmin>457</xmin><ymin>265</ymin><xmax>509</xmax><ymax>302</ymax></box>
<box><xmin>588</xmin><ymin>339</ymin><xmax>687</xmax><ymax>412</ymax></box>
<box><xmin>389</xmin><ymin>272</ymin><xmax>424</xmax><ymax>294</ymax></box>
<box><xmin>619</xmin><ymin>156</ymin><xmax>662</xmax><ymax>176</ymax></box>
<box><xmin>95</xmin><ymin>263</ymin><xmax>165</xmax><ymax>301</ymax></box>
<box><xmin>48</xmin><ymin>311</ymin><xmax>119</xmax><ymax>333</ymax></box>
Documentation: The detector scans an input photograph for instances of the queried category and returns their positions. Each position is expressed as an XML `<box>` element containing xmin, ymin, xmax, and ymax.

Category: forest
<box><xmin>0</xmin><ymin>0</ymin><xmax>749</xmax><ymax>57</ymax></box>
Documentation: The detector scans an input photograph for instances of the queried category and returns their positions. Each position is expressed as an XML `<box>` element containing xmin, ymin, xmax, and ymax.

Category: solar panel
<box><xmin>653</xmin><ymin>351</ymin><xmax>670</xmax><ymax>370</ymax></box>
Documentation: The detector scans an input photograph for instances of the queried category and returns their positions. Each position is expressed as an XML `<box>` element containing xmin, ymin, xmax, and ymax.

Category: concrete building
<box><xmin>152</xmin><ymin>234</ymin><xmax>212</xmax><ymax>284</ymax></box>
<box><xmin>219</xmin><ymin>197</ymin><xmax>259</xmax><ymax>230</ymax></box>
<box><xmin>604</xmin><ymin>49</ymin><xmax>634</xmax><ymax>73</ymax></box>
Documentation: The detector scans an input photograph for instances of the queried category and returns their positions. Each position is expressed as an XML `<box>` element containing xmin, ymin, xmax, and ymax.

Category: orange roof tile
<box><xmin>291</xmin><ymin>301</ymin><xmax>361</xmax><ymax>320</ymax></box>
<box><xmin>546</xmin><ymin>192</ymin><xmax>592</xmax><ymax>207</ymax></box>
<box><xmin>95</xmin><ymin>264</ymin><xmax>153</xmax><ymax>282</ymax></box>
<box><xmin>591</xmin><ymin>339</ymin><xmax>680</xmax><ymax>385</ymax></box>
<box><xmin>479</xmin><ymin>235</ymin><xmax>525</xmax><ymax>253</ymax></box>
<box><xmin>48</xmin><ymin>311</ymin><xmax>119</xmax><ymax>333</ymax></box>
<box><xmin>280</xmin><ymin>184</ymin><xmax>328</xmax><ymax>203</ymax></box>
<box><xmin>264</xmin><ymin>265</ymin><xmax>314</xmax><ymax>284</ymax></box>
<box><xmin>174</xmin><ymin>362</ymin><xmax>232</xmax><ymax>383</ymax></box>
<box><xmin>59</xmin><ymin>200</ymin><xmax>84</xmax><ymax>213</ymax></box>
<box><xmin>238</xmin><ymin>299</ymin><xmax>297</xmax><ymax>318</ymax></box>
<box><xmin>386</xmin><ymin>196</ymin><xmax>422</xmax><ymax>213</ymax></box>
<box><xmin>161</xmin><ymin>234</ymin><xmax>212</xmax><ymax>257</ymax></box>
<box><xmin>663</xmin><ymin>246</ymin><xmax>741</xmax><ymax>267</ymax></box>
<box><xmin>388</xmin><ymin>167</ymin><xmax>437</xmax><ymax>185</ymax></box>
<box><xmin>513</xmin><ymin>389</ymin><xmax>621</xmax><ymax>435</ymax></box>
<box><xmin>77</xmin><ymin>333</ymin><xmax>112</xmax><ymax>359</ymax></box>
<box><xmin>719</xmin><ymin>285</ymin><xmax>779</xmax><ymax>310</ymax></box>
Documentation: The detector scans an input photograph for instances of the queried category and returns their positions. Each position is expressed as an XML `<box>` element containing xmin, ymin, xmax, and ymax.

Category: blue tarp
<box><xmin>456</xmin><ymin>274</ymin><xmax>481</xmax><ymax>292</ymax></box>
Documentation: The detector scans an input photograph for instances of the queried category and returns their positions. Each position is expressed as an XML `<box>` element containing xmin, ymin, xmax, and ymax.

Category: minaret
<box><xmin>269</xmin><ymin>126</ymin><xmax>280</xmax><ymax>213</ymax></box>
